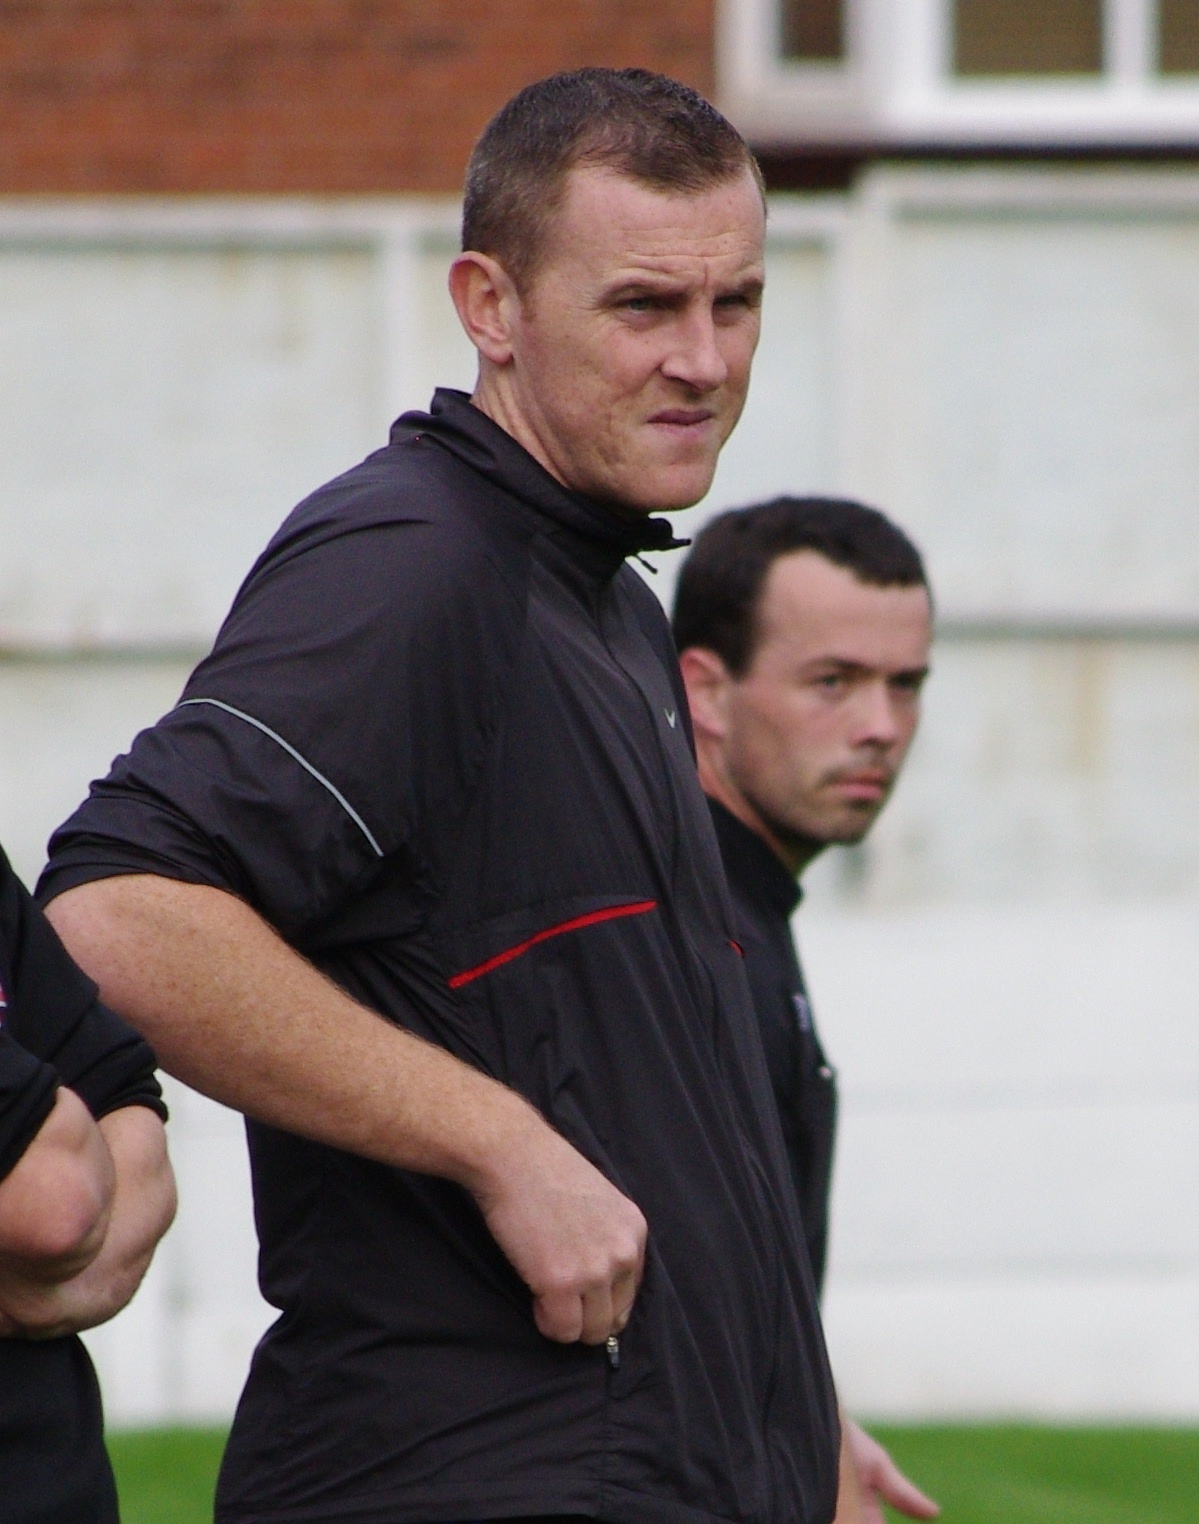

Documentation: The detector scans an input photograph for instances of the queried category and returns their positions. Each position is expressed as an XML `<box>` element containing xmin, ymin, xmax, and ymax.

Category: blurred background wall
<box><xmin>1</xmin><ymin>0</ymin><xmax>1198</xmax><ymax>1426</ymax></box>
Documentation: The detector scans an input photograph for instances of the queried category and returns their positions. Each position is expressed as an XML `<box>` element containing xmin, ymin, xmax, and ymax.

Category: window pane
<box><xmin>780</xmin><ymin>0</ymin><xmax>844</xmax><ymax>61</ymax></box>
<box><xmin>1160</xmin><ymin>0</ymin><xmax>1199</xmax><ymax>72</ymax></box>
<box><xmin>954</xmin><ymin>0</ymin><xmax>1103</xmax><ymax>75</ymax></box>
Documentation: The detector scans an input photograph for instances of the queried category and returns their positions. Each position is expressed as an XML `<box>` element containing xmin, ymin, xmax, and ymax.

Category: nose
<box><xmin>852</xmin><ymin>683</ymin><xmax>904</xmax><ymax>748</ymax></box>
<box><xmin>660</xmin><ymin>306</ymin><xmax>729</xmax><ymax>394</ymax></box>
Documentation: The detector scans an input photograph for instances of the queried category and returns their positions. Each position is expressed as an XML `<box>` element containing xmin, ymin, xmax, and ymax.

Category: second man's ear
<box><xmin>448</xmin><ymin>252</ymin><xmax>521</xmax><ymax>367</ymax></box>
<box><xmin>677</xmin><ymin>646</ymin><xmax>734</xmax><ymax>743</ymax></box>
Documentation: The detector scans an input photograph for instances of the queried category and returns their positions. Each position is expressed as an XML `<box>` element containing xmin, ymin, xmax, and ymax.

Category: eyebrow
<box><xmin>805</xmin><ymin>657</ymin><xmax>930</xmax><ymax>680</ymax></box>
<box><xmin>602</xmin><ymin>270</ymin><xmax>765</xmax><ymax>302</ymax></box>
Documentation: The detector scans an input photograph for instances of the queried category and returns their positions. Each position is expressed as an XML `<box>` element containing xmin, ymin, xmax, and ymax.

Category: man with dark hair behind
<box><xmin>40</xmin><ymin>70</ymin><xmax>840</xmax><ymax>1524</ymax></box>
<box><xmin>675</xmin><ymin>498</ymin><xmax>939</xmax><ymax>1524</ymax></box>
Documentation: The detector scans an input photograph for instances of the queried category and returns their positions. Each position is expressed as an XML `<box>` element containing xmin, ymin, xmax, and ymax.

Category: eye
<box><xmin>716</xmin><ymin>287</ymin><xmax>763</xmax><ymax>315</ymax></box>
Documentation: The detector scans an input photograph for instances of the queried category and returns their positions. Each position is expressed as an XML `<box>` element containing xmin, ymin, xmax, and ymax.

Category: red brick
<box><xmin>0</xmin><ymin>1</ymin><xmax>717</xmax><ymax>192</ymax></box>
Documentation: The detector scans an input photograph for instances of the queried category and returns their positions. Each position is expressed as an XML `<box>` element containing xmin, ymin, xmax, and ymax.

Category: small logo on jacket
<box><xmin>664</xmin><ymin>708</ymin><xmax>677</xmax><ymax>729</ymax></box>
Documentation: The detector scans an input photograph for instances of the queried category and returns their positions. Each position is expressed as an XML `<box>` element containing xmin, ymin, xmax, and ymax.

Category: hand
<box><xmin>845</xmin><ymin>1417</ymin><xmax>939</xmax><ymax>1522</ymax></box>
<box><xmin>472</xmin><ymin>1107</ymin><xmax>647</xmax><ymax>1345</ymax></box>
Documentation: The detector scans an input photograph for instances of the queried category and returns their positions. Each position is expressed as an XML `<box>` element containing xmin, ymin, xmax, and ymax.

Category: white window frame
<box><xmin>719</xmin><ymin>0</ymin><xmax>1199</xmax><ymax>148</ymax></box>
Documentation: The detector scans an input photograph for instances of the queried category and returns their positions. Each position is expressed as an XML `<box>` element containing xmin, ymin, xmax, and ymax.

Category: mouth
<box><xmin>647</xmin><ymin>408</ymin><xmax>716</xmax><ymax>435</ymax></box>
<box><xmin>833</xmin><ymin>771</ymin><xmax>891</xmax><ymax>803</ymax></box>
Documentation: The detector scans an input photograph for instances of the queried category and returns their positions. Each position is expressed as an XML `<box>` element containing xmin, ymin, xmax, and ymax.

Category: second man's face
<box><xmin>503</xmin><ymin>164</ymin><xmax>766</xmax><ymax>513</ymax></box>
<box><xmin>720</xmin><ymin>551</ymin><xmax>932</xmax><ymax>860</ymax></box>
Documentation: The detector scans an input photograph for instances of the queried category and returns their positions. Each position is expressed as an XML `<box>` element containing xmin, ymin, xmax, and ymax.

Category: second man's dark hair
<box><xmin>672</xmin><ymin>496</ymin><xmax>929</xmax><ymax>676</ymax></box>
<box><xmin>462</xmin><ymin>67</ymin><xmax>762</xmax><ymax>292</ymax></box>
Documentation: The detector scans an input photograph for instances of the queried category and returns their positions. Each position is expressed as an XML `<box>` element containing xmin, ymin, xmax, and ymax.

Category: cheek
<box><xmin>894</xmin><ymin>705</ymin><xmax>922</xmax><ymax>754</ymax></box>
<box><xmin>608</xmin><ymin>333</ymin><xmax>674</xmax><ymax>395</ymax></box>
<box><xmin>734</xmin><ymin>697</ymin><xmax>816</xmax><ymax>780</ymax></box>
<box><xmin>722</xmin><ymin>323</ymin><xmax>760</xmax><ymax>385</ymax></box>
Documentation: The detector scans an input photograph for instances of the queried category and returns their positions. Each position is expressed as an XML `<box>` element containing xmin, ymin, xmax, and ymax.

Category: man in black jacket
<box><xmin>674</xmin><ymin>498</ymin><xmax>937</xmax><ymax>1524</ymax></box>
<box><xmin>39</xmin><ymin>70</ymin><xmax>840</xmax><ymax>1524</ymax></box>
<box><xmin>0</xmin><ymin>846</ymin><xmax>175</xmax><ymax>1523</ymax></box>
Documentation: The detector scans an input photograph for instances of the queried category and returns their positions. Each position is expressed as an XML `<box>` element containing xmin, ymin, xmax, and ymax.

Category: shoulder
<box><xmin>251</xmin><ymin>433</ymin><xmax>535</xmax><ymax>587</ymax></box>
<box><xmin>204</xmin><ymin>438</ymin><xmax>535</xmax><ymax>684</ymax></box>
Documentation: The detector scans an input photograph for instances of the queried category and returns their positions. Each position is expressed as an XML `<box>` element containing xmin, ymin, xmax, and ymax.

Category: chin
<box><xmin>637</xmin><ymin>466</ymin><xmax>720</xmax><ymax>513</ymax></box>
<box><xmin>828</xmin><ymin>817</ymin><xmax>876</xmax><ymax>846</ymax></box>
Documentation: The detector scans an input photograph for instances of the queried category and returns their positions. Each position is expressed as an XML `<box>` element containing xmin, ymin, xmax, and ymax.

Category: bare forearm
<box><xmin>46</xmin><ymin>876</ymin><xmax>540</xmax><ymax>1189</ymax></box>
<box><xmin>46</xmin><ymin>874</ymin><xmax>647</xmax><ymax>1346</ymax></box>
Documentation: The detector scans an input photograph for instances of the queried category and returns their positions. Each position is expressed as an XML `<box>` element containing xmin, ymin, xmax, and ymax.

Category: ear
<box><xmin>448</xmin><ymin>252</ymin><xmax>521</xmax><ymax>367</ymax></box>
<box><xmin>678</xmin><ymin>647</ymin><xmax>734</xmax><ymax>744</ymax></box>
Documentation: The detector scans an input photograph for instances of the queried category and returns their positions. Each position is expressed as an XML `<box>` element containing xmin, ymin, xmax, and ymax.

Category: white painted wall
<box><xmin>0</xmin><ymin>173</ymin><xmax>1197</xmax><ymax>1425</ymax></box>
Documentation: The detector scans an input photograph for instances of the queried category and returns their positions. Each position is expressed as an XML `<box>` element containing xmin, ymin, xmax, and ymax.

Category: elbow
<box><xmin>17</xmin><ymin>1154</ymin><xmax>113</xmax><ymax>1275</ymax></box>
<box><xmin>0</xmin><ymin>1088</ymin><xmax>116</xmax><ymax>1277</ymax></box>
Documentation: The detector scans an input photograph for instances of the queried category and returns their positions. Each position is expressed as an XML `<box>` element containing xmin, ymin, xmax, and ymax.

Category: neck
<box><xmin>697</xmin><ymin>750</ymin><xmax>824</xmax><ymax>879</ymax></box>
<box><xmin>471</xmin><ymin>368</ymin><xmax>566</xmax><ymax>490</ymax></box>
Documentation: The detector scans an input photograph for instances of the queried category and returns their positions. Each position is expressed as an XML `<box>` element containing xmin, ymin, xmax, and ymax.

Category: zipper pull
<box><xmin>606</xmin><ymin>1334</ymin><xmax>621</xmax><ymax>1370</ymax></box>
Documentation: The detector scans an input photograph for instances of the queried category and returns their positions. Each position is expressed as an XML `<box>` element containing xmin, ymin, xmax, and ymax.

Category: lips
<box><xmin>648</xmin><ymin>409</ymin><xmax>714</xmax><ymax>429</ymax></box>
<box><xmin>835</xmin><ymin>772</ymin><xmax>890</xmax><ymax>799</ymax></box>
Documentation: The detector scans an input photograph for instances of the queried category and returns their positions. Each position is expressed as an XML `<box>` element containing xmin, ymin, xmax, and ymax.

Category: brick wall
<box><xmin>0</xmin><ymin>1</ymin><xmax>716</xmax><ymax>194</ymax></box>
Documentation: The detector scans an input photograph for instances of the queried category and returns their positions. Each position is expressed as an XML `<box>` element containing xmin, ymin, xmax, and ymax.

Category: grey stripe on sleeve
<box><xmin>177</xmin><ymin>697</ymin><xmax>385</xmax><ymax>858</ymax></box>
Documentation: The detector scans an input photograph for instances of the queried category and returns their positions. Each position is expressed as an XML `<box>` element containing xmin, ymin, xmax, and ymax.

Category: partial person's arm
<box><xmin>832</xmin><ymin>1415</ymin><xmax>868</xmax><ymax>1524</ymax></box>
<box><xmin>0</xmin><ymin>1102</ymin><xmax>174</xmax><ymax>1339</ymax></box>
<box><xmin>47</xmin><ymin>874</ymin><xmax>646</xmax><ymax>1346</ymax></box>
<box><xmin>841</xmin><ymin>1414</ymin><xmax>939</xmax><ymax>1523</ymax></box>
<box><xmin>0</xmin><ymin>1084</ymin><xmax>115</xmax><ymax>1335</ymax></box>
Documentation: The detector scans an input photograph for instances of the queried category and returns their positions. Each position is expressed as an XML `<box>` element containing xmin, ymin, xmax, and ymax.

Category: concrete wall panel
<box><xmin>845</xmin><ymin>170</ymin><xmax>1199</xmax><ymax>620</ymax></box>
<box><xmin>0</xmin><ymin>242</ymin><xmax>379</xmax><ymax>645</ymax></box>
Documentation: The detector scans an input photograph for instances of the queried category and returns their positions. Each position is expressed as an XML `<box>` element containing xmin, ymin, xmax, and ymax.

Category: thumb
<box><xmin>873</xmin><ymin>1453</ymin><xmax>940</xmax><ymax>1519</ymax></box>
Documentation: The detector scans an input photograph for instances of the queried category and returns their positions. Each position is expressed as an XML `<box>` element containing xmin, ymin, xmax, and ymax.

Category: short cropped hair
<box><xmin>672</xmin><ymin>496</ymin><xmax>929</xmax><ymax>677</ymax></box>
<box><xmin>462</xmin><ymin>67</ymin><xmax>763</xmax><ymax>292</ymax></box>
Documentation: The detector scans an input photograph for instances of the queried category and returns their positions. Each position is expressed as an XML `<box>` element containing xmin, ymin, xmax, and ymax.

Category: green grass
<box><xmin>871</xmin><ymin>1425</ymin><xmax>1199</xmax><ymax>1523</ymax></box>
<box><xmin>106</xmin><ymin>1424</ymin><xmax>1199</xmax><ymax>1523</ymax></box>
<box><xmin>109</xmin><ymin>1427</ymin><xmax>227</xmax><ymax>1524</ymax></box>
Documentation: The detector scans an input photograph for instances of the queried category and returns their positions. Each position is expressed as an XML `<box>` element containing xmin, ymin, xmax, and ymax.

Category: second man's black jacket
<box><xmin>40</xmin><ymin>390</ymin><xmax>840</xmax><ymax>1524</ymax></box>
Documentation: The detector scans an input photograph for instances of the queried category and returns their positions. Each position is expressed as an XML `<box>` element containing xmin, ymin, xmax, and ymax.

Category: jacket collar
<box><xmin>391</xmin><ymin>389</ymin><xmax>690</xmax><ymax>572</ymax></box>
<box><xmin>707</xmin><ymin>798</ymin><xmax>803</xmax><ymax>920</ymax></box>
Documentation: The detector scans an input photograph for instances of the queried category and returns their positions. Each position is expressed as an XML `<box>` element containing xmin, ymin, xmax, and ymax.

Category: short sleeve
<box><xmin>39</xmin><ymin>514</ymin><xmax>521</xmax><ymax>943</ymax></box>
<box><xmin>0</xmin><ymin>1029</ymin><xmax>60</xmax><ymax>1183</ymax></box>
<box><xmin>0</xmin><ymin>849</ymin><xmax>164</xmax><ymax>1150</ymax></box>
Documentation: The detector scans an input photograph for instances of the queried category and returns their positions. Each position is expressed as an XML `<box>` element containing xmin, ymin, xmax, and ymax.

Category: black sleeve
<box><xmin>0</xmin><ymin>1028</ymin><xmax>60</xmax><ymax>1184</ymax></box>
<box><xmin>38</xmin><ymin>514</ymin><xmax>518</xmax><ymax>944</ymax></box>
<box><xmin>0</xmin><ymin>850</ymin><xmax>165</xmax><ymax>1127</ymax></box>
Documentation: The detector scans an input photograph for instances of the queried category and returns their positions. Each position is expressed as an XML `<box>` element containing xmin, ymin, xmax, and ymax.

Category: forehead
<box><xmin>752</xmin><ymin>551</ymin><xmax>932</xmax><ymax>671</ymax></box>
<box><xmin>537</xmin><ymin>163</ymin><xmax>766</xmax><ymax>283</ymax></box>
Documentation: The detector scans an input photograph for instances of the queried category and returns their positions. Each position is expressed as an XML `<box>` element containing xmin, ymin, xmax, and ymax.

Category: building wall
<box><xmin>3</xmin><ymin>171</ymin><xmax>1199</xmax><ymax>1425</ymax></box>
<box><xmin>0</xmin><ymin>1</ymin><xmax>714</xmax><ymax>194</ymax></box>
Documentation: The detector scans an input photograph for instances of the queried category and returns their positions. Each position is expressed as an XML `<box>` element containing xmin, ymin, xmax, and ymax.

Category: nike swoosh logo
<box><xmin>665</xmin><ymin>709</ymin><xmax>677</xmax><ymax>728</ymax></box>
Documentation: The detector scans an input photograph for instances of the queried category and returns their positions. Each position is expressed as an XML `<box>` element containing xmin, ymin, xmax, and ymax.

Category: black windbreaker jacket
<box><xmin>40</xmin><ymin>390</ymin><xmax>839</xmax><ymax>1524</ymax></box>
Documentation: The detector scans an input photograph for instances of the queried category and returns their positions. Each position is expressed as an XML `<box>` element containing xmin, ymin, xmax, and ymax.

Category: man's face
<box><xmin>498</xmin><ymin>164</ymin><xmax>766</xmax><ymax>512</ymax></box>
<box><xmin>705</xmin><ymin>551</ymin><xmax>932</xmax><ymax>867</ymax></box>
